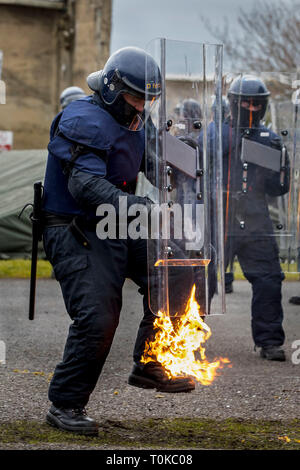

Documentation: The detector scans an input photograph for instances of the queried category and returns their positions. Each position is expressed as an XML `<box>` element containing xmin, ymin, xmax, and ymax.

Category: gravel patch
<box><xmin>0</xmin><ymin>278</ymin><xmax>299</xmax><ymax>449</ymax></box>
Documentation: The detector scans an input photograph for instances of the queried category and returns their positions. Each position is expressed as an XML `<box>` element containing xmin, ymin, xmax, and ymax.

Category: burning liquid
<box><xmin>142</xmin><ymin>285</ymin><xmax>230</xmax><ymax>385</ymax></box>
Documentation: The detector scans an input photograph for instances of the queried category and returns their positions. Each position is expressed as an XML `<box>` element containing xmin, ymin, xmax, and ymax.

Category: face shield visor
<box><xmin>100</xmin><ymin>69</ymin><xmax>161</xmax><ymax>131</ymax></box>
<box><xmin>123</xmin><ymin>89</ymin><xmax>161</xmax><ymax>132</ymax></box>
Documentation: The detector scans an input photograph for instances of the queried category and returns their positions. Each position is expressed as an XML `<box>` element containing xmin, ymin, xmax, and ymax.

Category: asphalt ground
<box><xmin>0</xmin><ymin>277</ymin><xmax>299</xmax><ymax>450</ymax></box>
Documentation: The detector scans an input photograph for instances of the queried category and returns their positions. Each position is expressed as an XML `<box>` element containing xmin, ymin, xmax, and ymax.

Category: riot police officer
<box><xmin>42</xmin><ymin>47</ymin><xmax>195</xmax><ymax>435</ymax></box>
<box><xmin>201</xmin><ymin>75</ymin><xmax>289</xmax><ymax>361</ymax></box>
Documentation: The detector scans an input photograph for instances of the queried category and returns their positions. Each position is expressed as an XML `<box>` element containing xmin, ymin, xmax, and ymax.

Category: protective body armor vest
<box><xmin>221</xmin><ymin>119</ymin><xmax>283</xmax><ymax>195</ymax></box>
<box><xmin>201</xmin><ymin>119</ymin><xmax>288</xmax><ymax>236</ymax></box>
<box><xmin>43</xmin><ymin>95</ymin><xmax>145</xmax><ymax>216</ymax></box>
<box><xmin>220</xmin><ymin>120</ymin><xmax>288</xmax><ymax>236</ymax></box>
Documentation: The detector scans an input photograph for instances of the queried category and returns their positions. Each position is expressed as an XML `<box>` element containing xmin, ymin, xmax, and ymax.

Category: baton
<box><xmin>29</xmin><ymin>181</ymin><xmax>43</xmax><ymax>320</ymax></box>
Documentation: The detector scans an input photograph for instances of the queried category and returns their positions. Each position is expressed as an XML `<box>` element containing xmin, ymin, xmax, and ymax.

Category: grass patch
<box><xmin>0</xmin><ymin>259</ymin><xmax>299</xmax><ymax>281</ymax></box>
<box><xmin>231</xmin><ymin>261</ymin><xmax>300</xmax><ymax>282</ymax></box>
<box><xmin>0</xmin><ymin>259</ymin><xmax>52</xmax><ymax>278</ymax></box>
<box><xmin>0</xmin><ymin>418</ymin><xmax>299</xmax><ymax>450</ymax></box>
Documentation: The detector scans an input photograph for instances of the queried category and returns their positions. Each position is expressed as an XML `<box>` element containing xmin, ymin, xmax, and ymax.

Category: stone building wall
<box><xmin>0</xmin><ymin>0</ymin><xmax>112</xmax><ymax>149</ymax></box>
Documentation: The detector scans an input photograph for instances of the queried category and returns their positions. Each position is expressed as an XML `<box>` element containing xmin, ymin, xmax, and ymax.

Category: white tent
<box><xmin>0</xmin><ymin>149</ymin><xmax>46</xmax><ymax>258</ymax></box>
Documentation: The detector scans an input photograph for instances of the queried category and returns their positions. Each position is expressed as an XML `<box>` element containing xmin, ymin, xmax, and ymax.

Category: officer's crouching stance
<box><xmin>42</xmin><ymin>47</ymin><xmax>195</xmax><ymax>435</ymax></box>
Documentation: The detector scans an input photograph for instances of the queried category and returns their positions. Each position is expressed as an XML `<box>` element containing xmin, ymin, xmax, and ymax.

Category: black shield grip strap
<box><xmin>68</xmin><ymin>216</ymin><xmax>91</xmax><ymax>249</ymax></box>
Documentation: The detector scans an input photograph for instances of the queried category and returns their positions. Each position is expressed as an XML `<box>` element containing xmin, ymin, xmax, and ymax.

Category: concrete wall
<box><xmin>0</xmin><ymin>5</ymin><xmax>60</xmax><ymax>149</ymax></box>
<box><xmin>0</xmin><ymin>0</ymin><xmax>112</xmax><ymax>149</ymax></box>
<box><xmin>72</xmin><ymin>0</ymin><xmax>112</xmax><ymax>90</ymax></box>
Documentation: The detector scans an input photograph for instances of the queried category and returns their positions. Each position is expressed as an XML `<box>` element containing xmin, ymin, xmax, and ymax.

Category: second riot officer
<box><xmin>202</xmin><ymin>75</ymin><xmax>289</xmax><ymax>362</ymax></box>
<box><xmin>42</xmin><ymin>47</ymin><xmax>195</xmax><ymax>436</ymax></box>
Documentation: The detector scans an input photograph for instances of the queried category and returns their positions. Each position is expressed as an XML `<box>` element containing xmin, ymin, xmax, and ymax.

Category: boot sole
<box><xmin>46</xmin><ymin>411</ymin><xmax>99</xmax><ymax>436</ymax></box>
<box><xmin>260</xmin><ymin>351</ymin><xmax>286</xmax><ymax>361</ymax></box>
<box><xmin>128</xmin><ymin>374</ymin><xmax>195</xmax><ymax>393</ymax></box>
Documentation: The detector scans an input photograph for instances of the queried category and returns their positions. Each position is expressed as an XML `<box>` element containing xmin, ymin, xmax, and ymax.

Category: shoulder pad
<box><xmin>258</xmin><ymin>124</ymin><xmax>278</xmax><ymax>139</ymax></box>
<box><xmin>58</xmin><ymin>98</ymin><xmax>118</xmax><ymax>150</ymax></box>
<box><xmin>256</xmin><ymin>125</ymin><xmax>282</xmax><ymax>147</ymax></box>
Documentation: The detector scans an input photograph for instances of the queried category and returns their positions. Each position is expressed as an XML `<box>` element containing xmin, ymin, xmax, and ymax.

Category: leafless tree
<box><xmin>204</xmin><ymin>0</ymin><xmax>300</xmax><ymax>72</ymax></box>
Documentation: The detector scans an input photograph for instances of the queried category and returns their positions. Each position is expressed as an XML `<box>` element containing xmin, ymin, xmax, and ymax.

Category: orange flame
<box><xmin>141</xmin><ymin>285</ymin><xmax>230</xmax><ymax>385</ymax></box>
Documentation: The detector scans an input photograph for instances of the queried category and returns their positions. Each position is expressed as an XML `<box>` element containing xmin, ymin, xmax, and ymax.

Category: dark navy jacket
<box><xmin>43</xmin><ymin>94</ymin><xmax>145</xmax><ymax>216</ymax></box>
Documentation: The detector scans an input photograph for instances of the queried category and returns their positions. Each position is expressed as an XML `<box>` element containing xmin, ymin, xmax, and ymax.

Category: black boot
<box><xmin>225</xmin><ymin>283</ymin><xmax>233</xmax><ymax>294</ymax></box>
<box><xmin>260</xmin><ymin>346</ymin><xmax>286</xmax><ymax>361</ymax></box>
<box><xmin>289</xmin><ymin>296</ymin><xmax>300</xmax><ymax>305</ymax></box>
<box><xmin>128</xmin><ymin>362</ymin><xmax>195</xmax><ymax>393</ymax></box>
<box><xmin>46</xmin><ymin>404</ymin><xmax>99</xmax><ymax>435</ymax></box>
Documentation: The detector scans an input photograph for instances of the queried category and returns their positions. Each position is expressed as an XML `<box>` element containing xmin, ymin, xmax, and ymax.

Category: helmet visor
<box><xmin>122</xmin><ymin>92</ymin><xmax>159</xmax><ymax>131</ymax></box>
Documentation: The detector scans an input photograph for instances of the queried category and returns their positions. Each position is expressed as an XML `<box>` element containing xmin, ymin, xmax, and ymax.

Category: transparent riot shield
<box><xmin>222</xmin><ymin>71</ymin><xmax>300</xmax><ymax>277</ymax></box>
<box><xmin>144</xmin><ymin>38</ymin><xmax>225</xmax><ymax>318</ymax></box>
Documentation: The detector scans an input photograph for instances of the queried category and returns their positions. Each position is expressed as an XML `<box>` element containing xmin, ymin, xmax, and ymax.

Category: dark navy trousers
<box><xmin>43</xmin><ymin>225</ymin><xmax>157</xmax><ymax>408</ymax></box>
<box><xmin>225</xmin><ymin>236</ymin><xmax>285</xmax><ymax>348</ymax></box>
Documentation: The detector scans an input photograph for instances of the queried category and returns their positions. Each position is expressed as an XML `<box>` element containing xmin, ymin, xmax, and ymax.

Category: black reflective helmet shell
<box><xmin>228</xmin><ymin>75</ymin><xmax>270</xmax><ymax>98</ymax></box>
<box><xmin>175</xmin><ymin>98</ymin><xmax>202</xmax><ymax>120</ymax></box>
<box><xmin>227</xmin><ymin>75</ymin><xmax>270</xmax><ymax>128</ymax></box>
<box><xmin>99</xmin><ymin>46</ymin><xmax>161</xmax><ymax>105</ymax></box>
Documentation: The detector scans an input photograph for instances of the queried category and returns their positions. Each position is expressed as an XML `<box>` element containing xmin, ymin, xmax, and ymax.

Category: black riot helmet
<box><xmin>87</xmin><ymin>47</ymin><xmax>161</xmax><ymax>130</ymax></box>
<box><xmin>60</xmin><ymin>86</ymin><xmax>86</xmax><ymax>109</ymax></box>
<box><xmin>227</xmin><ymin>74</ymin><xmax>270</xmax><ymax>129</ymax></box>
<box><xmin>175</xmin><ymin>98</ymin><xmax>202</xmax><ymax>120</ymax></box>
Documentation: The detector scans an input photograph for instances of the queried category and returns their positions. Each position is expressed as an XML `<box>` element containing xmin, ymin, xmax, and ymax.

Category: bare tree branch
<box><xmin>202</xmin><ymin>0</ymin><xmax>300</xmax><ymax>72</ymax></box>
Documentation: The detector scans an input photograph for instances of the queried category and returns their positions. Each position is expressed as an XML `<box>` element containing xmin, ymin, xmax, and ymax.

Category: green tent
<box><xmin>0</xmin><ymin>149</ymin><xmax>47</xmax><ymax>259</ymax></box>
